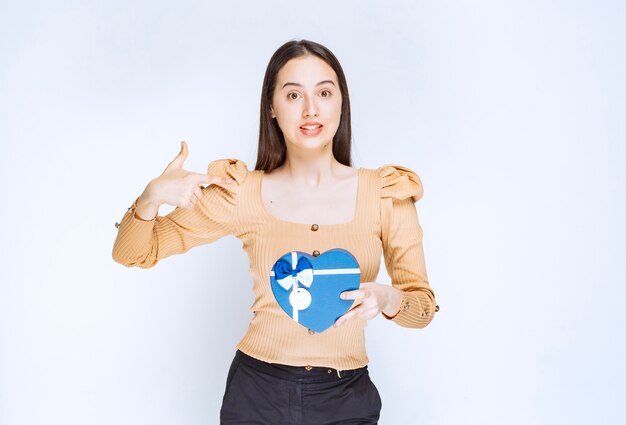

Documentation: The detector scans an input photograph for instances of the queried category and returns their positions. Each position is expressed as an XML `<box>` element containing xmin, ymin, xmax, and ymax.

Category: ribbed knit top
<box><xmin>112</xmin><ymin>159</ymin><xmax>436</xmax><ymax>370</ymax></box>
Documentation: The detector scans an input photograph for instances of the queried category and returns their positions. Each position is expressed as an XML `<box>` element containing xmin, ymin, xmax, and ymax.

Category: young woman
<box><xmin>112</xmin><ymin>39</ymin><xmax>438</xmax><ymax>424</ymax></box>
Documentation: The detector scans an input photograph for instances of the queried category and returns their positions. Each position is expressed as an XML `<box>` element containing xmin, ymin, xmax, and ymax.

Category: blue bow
<box><xmin>274</xmin><ymin>255</ymin><xmax>314</xmax><ymax>291</ymax></box>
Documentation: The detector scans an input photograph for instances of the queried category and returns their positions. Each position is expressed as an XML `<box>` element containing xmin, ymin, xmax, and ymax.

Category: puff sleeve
<box><xmin>378</xmin><ymin>164</ymin><xmax>437</xmax><ymax>328</ymax></box>
<box><xmin>112</xmin><ymin>158</ymin><xmax>248</xmax><ymax>268</ymax></box>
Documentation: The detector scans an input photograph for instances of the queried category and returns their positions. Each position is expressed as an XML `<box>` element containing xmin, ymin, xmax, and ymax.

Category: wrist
<box><xmin>140</xmin><ymin>181</ymin><xmax>162</xmax><ymax>206</ymax></box>
<box><xmin>381</xmin><ymin>287</ymin><xmax>403</xmax><ymax>318</ymax></box>
<box><xmin>134</xmin><ymin>192</ymin><xmax>160</xmax><ymax>221</ymax></box>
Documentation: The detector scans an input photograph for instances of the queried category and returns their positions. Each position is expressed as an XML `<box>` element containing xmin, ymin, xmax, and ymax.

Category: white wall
<box><xmin>1</xmin><ymin>0</ymin><xmax>624</xmax><ymax>424</ymax></box>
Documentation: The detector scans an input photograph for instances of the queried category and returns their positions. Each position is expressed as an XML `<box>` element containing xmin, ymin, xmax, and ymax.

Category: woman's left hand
<box><xmin>334</xmin><ymin>283</ymin><xmax>403</xmax><ymax>327</ymax></box>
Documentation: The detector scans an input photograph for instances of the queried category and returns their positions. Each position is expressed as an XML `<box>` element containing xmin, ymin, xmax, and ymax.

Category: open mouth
<box><xmin>300</xmin><ymin>124</ymin><xmax>323</xmax><ymax>131</ymax></box>
<box><xmin>299</xmin><ymin>124</ymin><xmax>323</xmax><ymax>136</ymax></box>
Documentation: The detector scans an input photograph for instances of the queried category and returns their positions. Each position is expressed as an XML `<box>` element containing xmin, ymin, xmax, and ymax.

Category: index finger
<box><xmin>334</xmin><ymin>305</ymin><xmax>361</xmax><ymax>327</ymax></box>
<box><xmin>340</xmin><ymin>290</ymin><xmax>365</xmax><ymax>301</ymax></box>
<box><xmin>192</xmin><ymin>173</ymin><xmax>234</xmax><ymax>186</ymax></box>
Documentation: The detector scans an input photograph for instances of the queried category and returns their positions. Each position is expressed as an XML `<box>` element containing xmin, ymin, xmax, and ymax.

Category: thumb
<box><xmin>166</xmin><ymin>141</ymin><xmax>188</xmax><ymax>170</ymax></box>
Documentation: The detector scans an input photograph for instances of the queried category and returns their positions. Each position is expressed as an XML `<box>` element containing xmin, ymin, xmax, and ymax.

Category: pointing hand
<box><xmin>143</xmin><ymin>141</ymin><xmax>233</xmax><ymax>211</ymax></box>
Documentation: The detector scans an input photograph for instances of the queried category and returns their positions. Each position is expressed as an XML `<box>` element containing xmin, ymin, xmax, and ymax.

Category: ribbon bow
<box><xmin>273</xmin><ymin>252</ymin><xmax>314</xmax><ymax>322</ymax></box>
<box><xmin>274</xmin><ymin>254</ymin><xmax>313</xmax><ymax>291</ymax></box>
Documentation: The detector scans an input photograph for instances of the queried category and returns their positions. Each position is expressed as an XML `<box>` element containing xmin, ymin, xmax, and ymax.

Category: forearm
<box><xmin>112</xmin><ymin>185</ymin><xmax>237</xmax><ymax>268</ymax></box>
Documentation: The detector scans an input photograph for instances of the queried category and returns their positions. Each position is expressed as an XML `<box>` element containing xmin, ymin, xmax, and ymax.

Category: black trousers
<box><xmin>220</xmin><ymin>350</ymin><xmax>382</xmax><ymax>425</ymax></box>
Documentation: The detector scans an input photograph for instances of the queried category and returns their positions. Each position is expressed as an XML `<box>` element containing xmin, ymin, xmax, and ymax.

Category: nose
<box><xmin>302</xmin><ymin>95</ymin><xmax>319</xmax><ymax>117</ymax></box>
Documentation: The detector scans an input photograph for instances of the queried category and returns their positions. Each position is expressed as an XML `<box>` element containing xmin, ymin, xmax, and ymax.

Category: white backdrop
<box><xmin>1</xmin><ymin>0</ymin><xmax>624</xmax><ymax>424</ymax></box>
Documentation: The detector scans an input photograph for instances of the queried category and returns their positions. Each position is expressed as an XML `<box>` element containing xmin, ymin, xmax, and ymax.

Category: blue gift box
<box><xmin>269</xmin><ymin>248</ymin><xmax>361</xmax><ymax>333</ymax></box>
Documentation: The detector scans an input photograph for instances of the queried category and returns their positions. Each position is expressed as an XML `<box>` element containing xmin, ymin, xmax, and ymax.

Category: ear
<box><xmin>269</xmin><ymin>105</ymin><xmax>276</xmax><ymax>119</ymax></box>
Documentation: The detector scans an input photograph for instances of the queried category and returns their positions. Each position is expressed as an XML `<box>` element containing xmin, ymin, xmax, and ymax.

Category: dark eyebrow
<box><xmin>281</xmin><ymin>80</ymin><xmax>336</xmax><ymax>89</ymax></box>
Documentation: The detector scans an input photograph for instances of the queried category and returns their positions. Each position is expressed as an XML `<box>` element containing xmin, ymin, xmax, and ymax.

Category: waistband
<box><xmin>234</xmin><ymin>350</ymin><xmax>367</xmax><ymax>382</ymax></box>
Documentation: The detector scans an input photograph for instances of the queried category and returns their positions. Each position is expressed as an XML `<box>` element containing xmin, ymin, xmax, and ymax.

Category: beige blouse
<box><xmin>112</xmin><ymin>159</ymin><xmax>437</xmax><ymax>370</ymax></box>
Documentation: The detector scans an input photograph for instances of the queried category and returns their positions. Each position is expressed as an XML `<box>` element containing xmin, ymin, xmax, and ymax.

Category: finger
<box><xmin>334</xmin><ymin>307</ymin><xmax>361</xmax><ymax>327</ymax></box>
<box><xmin>166</xmin><ymin>141</ymin><xmax>188</xmax><ymax>170</ymax></box>
<box><xmin>192</xmin><ymin>172</ymin><xmax>234</xmax><ymax>186</ymax></box>
<box><xmin>181</xmin><ymin>189</ymin><xmax>199</xmax><ymax>210</ymax></box>
<box><xmin>208</xmin><ymin>174</ymin><xmax>235</xmax><ymax>185</ymax></box>
<box><xmin>192</xmin><ymin>186</ymin><xmax>203</xmax><ymax>202</ymax></box>
<box><xmin>340</xmin><ymin>290</ymin><xmax>366</xmax><ymax>301</ymax></box>
<box><xmin>192</xmin><ymin>173</ymin><xmax>213</xmax><ymax>186</ymax></box>
<box><xmin>357</xmin><ymin>306</ymin><xmax>379</xmax><ymax>321</ymax></box>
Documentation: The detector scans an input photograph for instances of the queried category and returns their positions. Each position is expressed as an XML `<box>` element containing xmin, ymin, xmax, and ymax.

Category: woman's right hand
<box><xmin>135</xmin><ymin>141</ymin><xmax>233</xmax><ymax>220</ymax></box>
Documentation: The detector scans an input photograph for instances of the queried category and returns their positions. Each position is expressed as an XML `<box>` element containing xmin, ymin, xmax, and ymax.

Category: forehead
<box><xmin>276</xmin><ymin>55</ymin><xmax>338</xmax><ymax>87</ymax></box>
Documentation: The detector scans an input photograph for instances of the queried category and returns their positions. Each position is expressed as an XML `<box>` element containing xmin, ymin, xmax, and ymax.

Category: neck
<box><xmin>279</xmin><ymin>148</ymin><xmax>343</xmax><ymax>189</ymax></box>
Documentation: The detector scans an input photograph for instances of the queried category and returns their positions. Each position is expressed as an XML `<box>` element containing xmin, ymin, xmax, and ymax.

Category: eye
<box><xmin>287</xmin><ymin>92</ymin><xmax>301</xmax><ymax>100</ymax></box>
<box><xmin>320</xmin><ymin>89</ymin><xmax>332</xmax><ymax>97</ymax></box>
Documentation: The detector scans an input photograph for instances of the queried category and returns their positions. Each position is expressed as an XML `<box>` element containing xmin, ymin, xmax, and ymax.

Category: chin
<box><xmin>296</xmin><ymin>139</ymin><xmax>333</xmax><ymax>152</ymax></box>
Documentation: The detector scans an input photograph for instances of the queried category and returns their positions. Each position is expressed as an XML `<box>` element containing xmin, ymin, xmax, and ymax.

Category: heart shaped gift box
<box><xmin>269</xmin><ymin>248</ymin><xmax>361</xmax><ymax>333</ymax></box>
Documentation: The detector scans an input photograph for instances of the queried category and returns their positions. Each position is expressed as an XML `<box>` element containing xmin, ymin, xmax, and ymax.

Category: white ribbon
<box><xmin>280</xmin><ymin>252</ymin><xmax>313</xmax><ymax>322</ymax></box>
<box><xmin>276</xmin><ymin>269</ymin><xmax>313</xmax><ymax>291</ymax></box>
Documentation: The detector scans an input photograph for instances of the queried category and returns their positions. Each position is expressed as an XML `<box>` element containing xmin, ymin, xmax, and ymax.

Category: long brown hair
<box><xmin>255</xmin><ymin>40</ymin><xmax>352</xmax><ymax>172</ymax></box>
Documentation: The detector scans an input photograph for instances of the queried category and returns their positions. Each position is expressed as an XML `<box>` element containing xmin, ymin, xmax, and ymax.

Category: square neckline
<box><xmin>256</xmin><ymin>168</ymin><xmax>364</xmax><ymax>227</ymax></box>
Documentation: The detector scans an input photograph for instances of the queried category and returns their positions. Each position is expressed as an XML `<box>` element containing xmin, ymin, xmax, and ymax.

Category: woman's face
<box><xmin>270</xmin><ymin>54</ymin><xmax>342</xmax><ymax>153</ymax></box>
